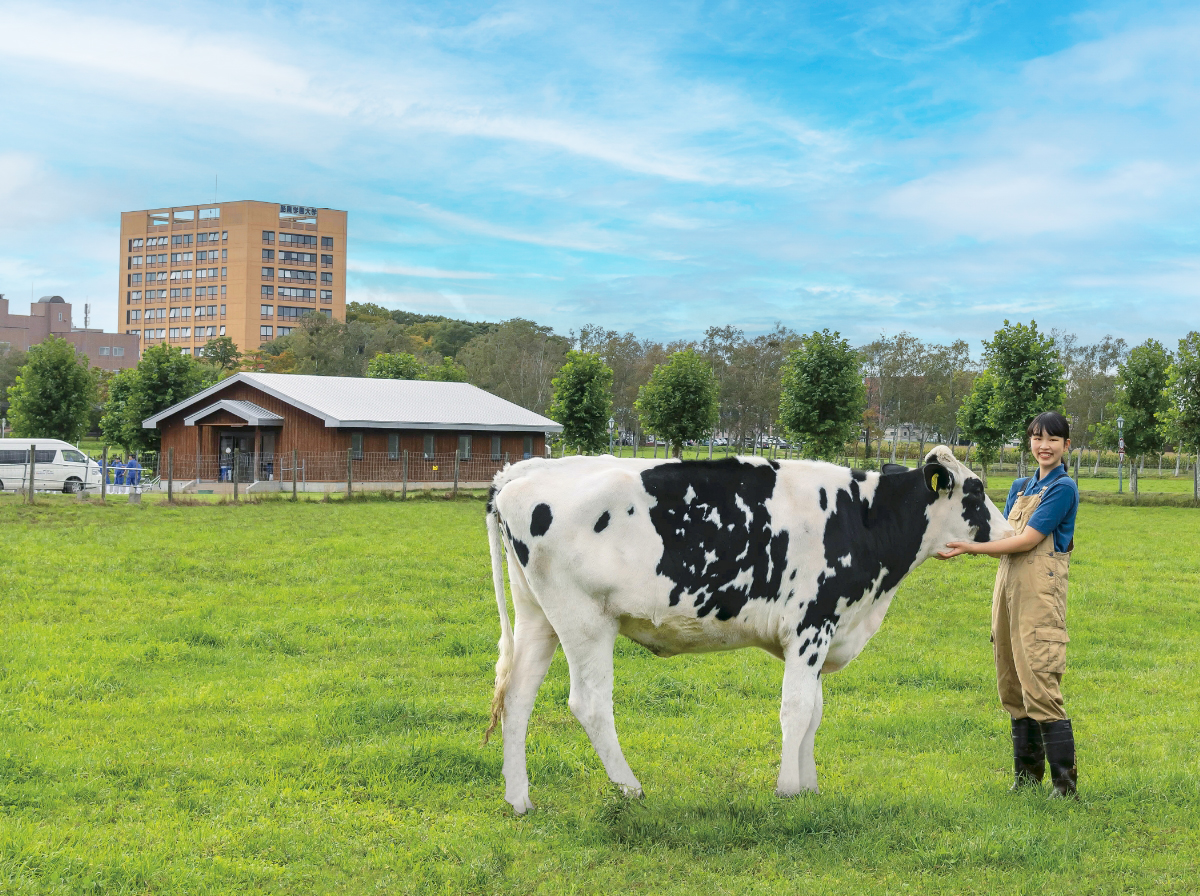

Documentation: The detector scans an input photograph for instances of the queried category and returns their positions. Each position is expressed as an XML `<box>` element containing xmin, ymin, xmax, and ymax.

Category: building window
<box><xmin>169</xmin><ymin>306</ymin><xmax>180</xmax><ymax>318</ymax></box>
<box><xmin>279</xmin><ymin>232</ymin><xmax>317</xmax><ymax>247</ymax></box>
<box><xmin>388</xmin><ymin>433</ymin><xmax>400</xmax><ymax>460</ymax></box>
<box><xmin>220</xmin><ymin>286</ymin><xmax>226</xmax><ymax>296</ymax></box>
<box><xmin>129</xmin><ymin>238</ymin><xmax>144</xmax><ymax>249</ymax></box>
<box><xmin>113</xmin><ymin>347</ymin><xmax>125</xmax><ymax>357</ymax></box>
<box><xmin>351</xmin><ymin>432</ymin><xmax>363</xmax><ymax>460</ymax></box>
<box><xmin>458</xmin><ymin>434</ymin><xmax>471</xmax><ymax>459</ymax></box>
<box><xmin>260</xmin><ymin>304</ymin><xmax>273</xmax><ymax>318</ymax></box>
<box><xmin>263</xmin><ymin>230</ymin><xmax>275</xmax><ymax>243</ymax></box>
<box><xmin>262</xmin><ymin>249</ymin><xmax>274</xmax><ymax>261</ymax></box>
<box><xmin>260</xmin><ymin>326</ymin><xmax>273</xmax><ymax>340</ymax></box>
<box><xmin>321</xmin><ymin>236</ymin><xmax>333</xmax><ymax>249</ymax></box>
<box><xmin>262</xmin><ymin>285</ymin><xmax>274</xmax><ymax>297</ymax></box>
<box><xmin>320</xmin><ymin>290</ymin><xmax>333</xmax><ymax>303</ymax></box>
<box><xmin>278</xmin><ymin>268</ymin><xmax>316</xmax><ymax>282</ymax></box>
<box><xmin>277</xmin><ymin>326</ymin><xmax>293</xmax><ymax>336</ymax></box>
<box><xmin>423</xmin><ymin>434</ymin><xmax>435</xmax><ymax>459</ymax></box>
<box><xmin>220</xmin><ymin>304</ymin><xmax>226</xmax><ymax>316</ymax></box>
<box><xmin>321</xmin><ymin>254</ymin><xmax>333</xmax><ymax>266</ymax></box>
<box><xmin>182</xmin><ymin>327</ymin><xmax>191</xmax><ymax>338</ymax></box>
<box><xmin>222</xmin><ymin>249</ymin><xmax>227</xmax><ymax>260</ymax></box>
<box><xmin>221</xmin><ymin>231</ymin><xmax>228</xmax><ymax>240</ymax></box>
<box><xmin>262</xmin><ymin>267</ymin><xmax>273</xmax><ymax>279</ymax></box>
<box><xmin>98</xmin><ymin>346</ymin><xmax>110</xmax><ymax>356</ymax></box>
<box><xmin>523</xmin><ymin>436</ymin><xmax>533</xmax><ymax>459</ymax></box>
<box><xmin>320</xmin><ymin>309</ymin><xmax>332</xmax><ymax>318</ymax></box>
<box><xmin>491</xmin><ymin>435</ymin><xmax>502</xmax><ymax>459</ymax></box>
<box><xmin>278</xmin><ymin>287</ymin><xmax>316</xmax><ymax>300</ymax></box>
<box><xmin>219</xmin><ymin>326</ymin><xmax>226</xmax><ymax>336</ymax></box>
<box><xmin>321</xmin><ymin>271</ymin><xmax>333</xmax><ymax>284</ymax></box>
<box><xmin>171</xmin><ymin>234</ymin><xmax>193</xmax><ymax>247</ymax></box>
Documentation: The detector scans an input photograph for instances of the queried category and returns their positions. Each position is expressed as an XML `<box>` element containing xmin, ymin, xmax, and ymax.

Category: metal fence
<box><xmin>126</xmin><ymin>449</ymin><xmax>519</xmax><ymax>494</ymax></box>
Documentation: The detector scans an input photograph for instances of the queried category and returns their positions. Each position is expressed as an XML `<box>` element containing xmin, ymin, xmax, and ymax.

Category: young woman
<box><xmin>939</xmin><ymin>411</ymin><xmax>1080</xmax><ymax>797</ymax></box>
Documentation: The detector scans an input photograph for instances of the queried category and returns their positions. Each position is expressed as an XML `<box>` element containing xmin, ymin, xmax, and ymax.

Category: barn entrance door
<box><xmin>218</xmin><ymin>433</ymin><xmax>255</xmax><ymax>482</ymax></box>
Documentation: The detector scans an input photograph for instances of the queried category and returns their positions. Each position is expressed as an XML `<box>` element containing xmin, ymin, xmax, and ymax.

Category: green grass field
<box><xmin>2</xmin><ymin>495</ymin><xmax>1198</xmax><ymax>894</ymax></box>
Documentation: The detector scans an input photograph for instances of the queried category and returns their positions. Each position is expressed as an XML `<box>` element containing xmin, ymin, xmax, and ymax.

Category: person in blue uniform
<box><xmin>939</xmin><ymin>411</ymin><xmax>1080</xmax><ymax>797</ymax></box>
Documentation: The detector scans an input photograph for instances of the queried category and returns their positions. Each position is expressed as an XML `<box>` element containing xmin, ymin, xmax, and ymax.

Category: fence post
<box><xmin>292</xmin><ymin>449</ymin><xmax>298</xmax><ymax>500</ymax></box>
<box><xmin>167</xmin><ymin>447</ymin><xmax>174</xmax><ymax>503</ymax></box>
<box><xmin>402</xmin><ymin>450</ymin><xmax>408</xmax><ymax>500</ymax></box>
<box><xmin>233</xmin><ymin>447</ymin><xmax>240</xmax><ymax>502</ymax></box>
<box><xmin>452</xmin><ymin>449</ymin><xmax>460</xmax><ymax>498</ymax></box>
<box><xmin>346</xmin><ymin>449</ymin><xmax>353</xmax><ymax>499</ymax></box>
<box><xmin>100</xmin><ymin>446</ymin><xmax>108</xmax><ymax>503</ymax></box>
<box><xmin>26</xmin><ymin>444</ymin><xmax>36</xmax><ymax>504</ymax></box>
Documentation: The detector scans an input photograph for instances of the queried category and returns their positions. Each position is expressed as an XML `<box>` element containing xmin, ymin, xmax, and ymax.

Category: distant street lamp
<box><xmin>1117</xmin><ymin>415</ymin><xmax>1126</xmax><ymax>494</ymax></box>
<box><xmin>607</xmin><ymin>416</ymin><xmax>615</xmax><ymax>455</ymax></box>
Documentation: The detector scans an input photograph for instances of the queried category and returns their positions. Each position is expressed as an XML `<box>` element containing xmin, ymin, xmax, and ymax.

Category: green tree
<box><xmin>458</xmin><ymin>319</ymin><xmax>570</xmax><ymax>413</ymax></box>
<box><xmin>982</xmin><ymin>320</ymin><xmax>1066</xmax><ymax>472</ymax></box>
<box><xmin>108</xmin><ymin>345</ymin><xmax>213</xmax><ymax>452</ymax></box>
<box><xmin>549</xmin><ymin>351</ymin><xmax>614</xmax><ymax>454</ymax></box>
<box><xmin>635</xmin><ymin>349</ymin><xmax>720</xmax><ymax>458</ymax></box>
<box><xmin>5</xmin><ymin>336</ymin><xmax>96</xmax><ymax>442</ymax></box>
<box><xmin>957</xmin><ymin>369</ymin><xmax>1007</xmax><ymax>488</ymax></box>
<box><xmin>1164</xmin><ymin>331</ymin><xmax>1200</xmax><ymax>500</ymax></box>
<box><xmin>200</xmin><ymin>336</ymin><xmax>242</xmax><ymax>371</ymax></box>
<box><xmin>1098</xmin><ymin>338</ymin><xmax>1172</xmax><ymax>495</ymax></box>
<box><xmin>99</xmin><ymin>368</ymin><xmax>139</xmax><ymax>453</ymax></box>
<box><xmin>778</xmin><ymin>329</ymin><xmax>865</xmax><ymax>460</ymax></box>
<box><xmin>422</xmin><ymin>355</ymin><xmax>469</xmax><ymax>382</ymax></box>
<box><xmin>366</xmin><ymin>352</ymin><xmax>424</xmax><ymax>379</ymax></box>
<box><xmin>0</xmin><ymin>345</ymin><xmax>28</xmax><ymax>422</ymax></box>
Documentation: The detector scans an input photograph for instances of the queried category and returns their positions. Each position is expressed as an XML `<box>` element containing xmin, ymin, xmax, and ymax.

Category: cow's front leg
<box><xmin>554</xmin><ymin>608</ymin><xmax>642</xmax><ymax>798</ymax></box>
<box><xmin>777</xmin><ymin>647</ymin><xmax>822</xmax><ymax>797</ymax></box>
<box><xmin>502</xmin><ymin>609</ymin><xmax>560</xmax><ymax>814</ymax></box>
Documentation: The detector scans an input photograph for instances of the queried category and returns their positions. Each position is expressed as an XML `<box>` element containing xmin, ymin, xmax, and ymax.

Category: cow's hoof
<box><xmin>618</xmin><ymin>784</ymin><xmax>644</xmax><ymax>799</ymax></box>
<box><xmin>507</xmin><ymin>795</ymin><xmax>535</xmax><ymax>815</ymax></box>
<box><xmin>775</xmin><ymin>785</ymin><xmax>819</xmax><ymax>798</ymax></box>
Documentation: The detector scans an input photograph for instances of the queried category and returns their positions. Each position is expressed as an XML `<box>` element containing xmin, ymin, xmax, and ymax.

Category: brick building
<box><xmin>0</xmin><ymin>294</ymin><xmax>140</xmax><ymax>371</ymax></box>
<box><xmin>118</xmin><ymin>201</ymin><xmax>347</xmax><ymax>356</ymax></box>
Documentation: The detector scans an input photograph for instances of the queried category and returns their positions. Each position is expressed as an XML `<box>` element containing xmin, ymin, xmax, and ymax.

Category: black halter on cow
<box><xmin>483</xmin><ymin>446</ymin><xmax>1011</xmax><ymax>814</ymax></box>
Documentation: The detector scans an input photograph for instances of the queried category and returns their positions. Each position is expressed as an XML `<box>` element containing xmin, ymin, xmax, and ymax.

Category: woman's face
<box><xmin>1030</xmin><ymin>429</ymin><xmax>1069</xmax><ymax>469</ymax></box>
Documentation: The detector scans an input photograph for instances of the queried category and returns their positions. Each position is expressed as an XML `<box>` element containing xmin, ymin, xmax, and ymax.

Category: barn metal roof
<box><xmin>144</xmin><ymin>372</ymin><xmax>563</xmax><ymax>432</ymax></box>
<box><xmin>183</xmin><ymin>399</ymin><xmax>284</xmax><ymax>427</ymax></box>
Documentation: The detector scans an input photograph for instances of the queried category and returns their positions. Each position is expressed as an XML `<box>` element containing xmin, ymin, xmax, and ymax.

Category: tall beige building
<box><xmin>118</xmin><ymin>201</ymin><xmax>347</xmax><ymax>356</ymax></box>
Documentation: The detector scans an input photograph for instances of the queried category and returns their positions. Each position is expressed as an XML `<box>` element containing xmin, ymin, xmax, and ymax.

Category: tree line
<box><xmin>2</xmin><ymin>307</ymin><xmax>1199</xmax><ymax>500</ymax></box>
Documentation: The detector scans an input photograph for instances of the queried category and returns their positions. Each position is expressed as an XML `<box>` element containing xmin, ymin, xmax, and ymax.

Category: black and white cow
<box><xmin>483</xmin><ymin>445</ymin><xmax>1011</xmax><ymax>813</ymax></box>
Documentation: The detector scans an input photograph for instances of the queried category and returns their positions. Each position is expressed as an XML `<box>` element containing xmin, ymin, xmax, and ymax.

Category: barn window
<box><xmin>458</xmin><ymin>434</ymin><xmax>472</xmax><ymax>459</ymax></box>
<box><xmin>388</xmin><ymin>433</ymin><xmax>400</xmax><ymax>460</ymax></box>
<box><xmin>491</xmin><ymin>435</ymin><xmax>501</xmax><ymax>459</ymax></box>
<box><xmin>423</xmin><ymin>434</ymin><xmax>435</xmax><ymax>459</ymax></box>
<box><xmin>523</xmin><ymin>436</ymin><xmax>533</xmax><ymax>459</ymax></box>
<box><xmin>350</xmin><ymin>432</ymin><xmax>363</xmax><ymax>460</ymax></box>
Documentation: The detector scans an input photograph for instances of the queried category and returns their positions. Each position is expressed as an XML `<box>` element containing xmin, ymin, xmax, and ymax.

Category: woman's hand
<box><xmin>937</xmin><ymin>542</ymin><xmax>975</xmax><ymax>560</ymax></box>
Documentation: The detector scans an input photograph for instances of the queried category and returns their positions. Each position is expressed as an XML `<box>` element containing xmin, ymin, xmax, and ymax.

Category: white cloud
<box><xmin>347</xmin><ymin>260</ymin><xmax>495</xmax><ymax>280</ymax></box>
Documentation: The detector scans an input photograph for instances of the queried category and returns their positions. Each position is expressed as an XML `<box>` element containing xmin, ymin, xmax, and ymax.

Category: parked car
<box><xmin>0</xmin><ymin>439</ymin><xmax>104</xmax><ymax>493</ymax></box>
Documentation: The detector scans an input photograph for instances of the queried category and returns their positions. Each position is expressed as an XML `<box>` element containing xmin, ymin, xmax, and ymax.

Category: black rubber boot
<box><xmin>1009</xmin><ymin>717</ymin><xmax>1045</xmax><ymax>790</ymax></box>
<box><xmin>1040</xmin><ymin>719</ymin><xmax>1078</xmax><ymax>798</ymax></box>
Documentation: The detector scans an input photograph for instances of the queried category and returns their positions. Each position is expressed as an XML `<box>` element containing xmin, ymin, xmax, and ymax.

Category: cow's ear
<box><xmin>881</xmin><ymin>463</ymin><xmax>909</xmax><ymax>475</ymax></box>
<box><xmin>923</xmin><ymin>462</ymin><xmax>954</xmax><ymax>494</ymax></box>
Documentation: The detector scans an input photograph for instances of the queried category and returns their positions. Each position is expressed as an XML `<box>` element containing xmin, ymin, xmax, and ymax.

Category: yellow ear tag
<box><xmin>933</xmin><ymin>473</ymin><xmax>941</xmax><ymax>490</ymax></box>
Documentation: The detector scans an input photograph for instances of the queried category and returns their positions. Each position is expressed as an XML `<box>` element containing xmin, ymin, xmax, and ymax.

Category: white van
<box><xmin>0</xmin><ymin>439</ymin><xmax>104</xmax><ymax>493</ymax></box>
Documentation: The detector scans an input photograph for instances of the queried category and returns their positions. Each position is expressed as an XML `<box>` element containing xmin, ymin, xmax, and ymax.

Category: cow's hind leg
<box><xmin>502</xmin><ymin>603</ymin><xmax>560</xmax><ymax>814</ymax></box>
<box><xmin>553</xmin><ymin>605</ymin><xmax>642</xmax><ymax>798</ymax></box>
<box><xmin>777</xmin><ymin>648</ymin><xmax>822</xmax><ymax>797</ymax></box>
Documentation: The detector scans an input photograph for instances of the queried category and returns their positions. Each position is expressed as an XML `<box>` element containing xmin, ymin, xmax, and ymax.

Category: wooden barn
<box><xmin>142</xmin><ymin>372</ymin><xmax>561</xmax><ymax>490</ymax></box>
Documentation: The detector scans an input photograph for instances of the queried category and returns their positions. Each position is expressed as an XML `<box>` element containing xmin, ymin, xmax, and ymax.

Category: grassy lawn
<box><xmin>1</xmin><ymin>494</ymin><xmax>1198</xmax><ymax>894</ymax></box>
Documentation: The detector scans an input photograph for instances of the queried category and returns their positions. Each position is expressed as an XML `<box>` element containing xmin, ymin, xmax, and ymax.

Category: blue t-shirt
<box><xmin>1004</xmin><ymin>465</ymin><xmax>1079</xmax><ymax>553</ymax></box>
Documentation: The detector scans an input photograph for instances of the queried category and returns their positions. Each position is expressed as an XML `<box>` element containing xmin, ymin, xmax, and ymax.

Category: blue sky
<box><xmin>1</xmin><ymin>0</ymin><xmax>1198</xmax><ymax>350</ymax></box>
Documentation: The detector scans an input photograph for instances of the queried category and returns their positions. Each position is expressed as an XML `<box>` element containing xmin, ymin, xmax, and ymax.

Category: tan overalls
<box><xmin>992</xmin><ymin>483</ymin><xmax>1071</xmax><ymax>723</ymax></box>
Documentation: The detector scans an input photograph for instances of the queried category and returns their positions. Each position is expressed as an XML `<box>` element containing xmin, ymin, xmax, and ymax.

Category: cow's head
<box><xmin>916</xmin><ymin>446</ymin><xmax>1012</xmax><ymax>547</ymax></box>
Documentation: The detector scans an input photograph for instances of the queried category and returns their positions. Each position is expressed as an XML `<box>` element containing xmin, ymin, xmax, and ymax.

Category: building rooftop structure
<box><xmin>144</xmin><ymin>372</ymin><xmax>563</xmax><ymax>432</ymax></box>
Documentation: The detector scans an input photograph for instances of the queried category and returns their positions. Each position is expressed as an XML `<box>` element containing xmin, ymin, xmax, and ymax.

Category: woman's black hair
<box><xmin>1027</xmin><ymin>411</ymin><xmax>1070</xmax><ymax>440</ymax></box>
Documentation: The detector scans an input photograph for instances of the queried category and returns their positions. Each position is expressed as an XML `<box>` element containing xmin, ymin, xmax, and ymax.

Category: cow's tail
<box><xmin>483</xmin><ymin>506</ymin><xmax>513</xmax><ymax>745</ymax></box>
